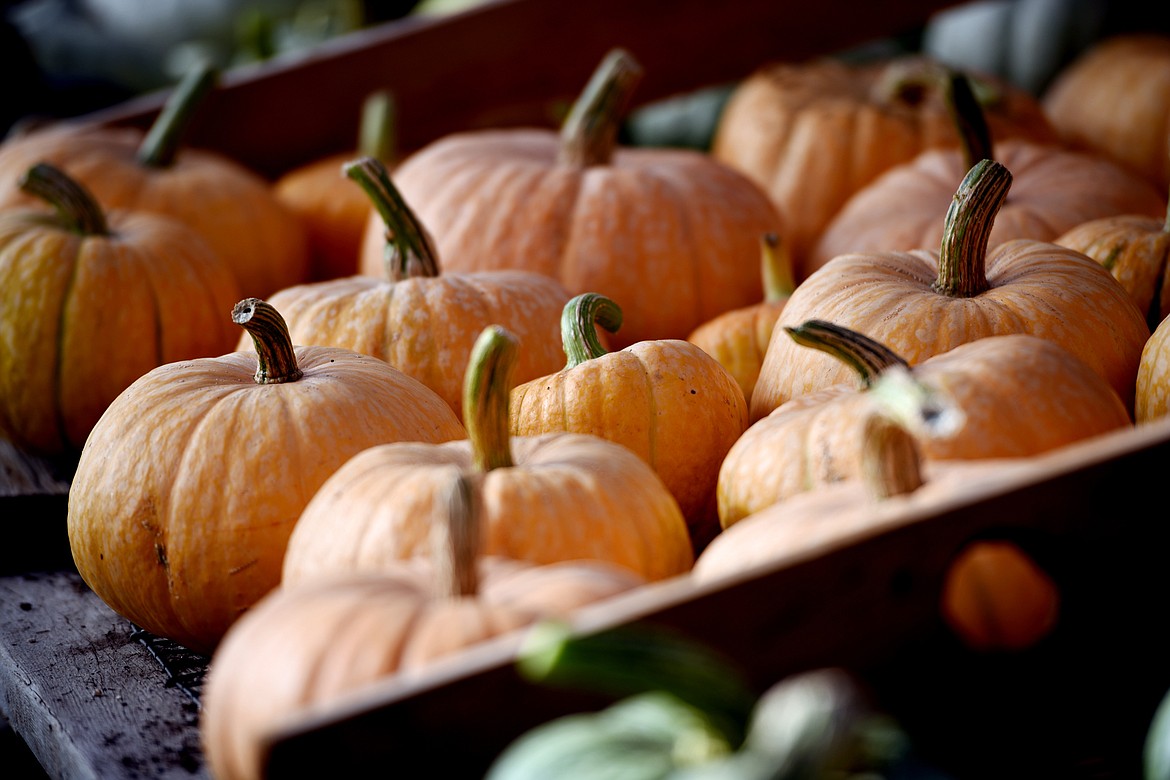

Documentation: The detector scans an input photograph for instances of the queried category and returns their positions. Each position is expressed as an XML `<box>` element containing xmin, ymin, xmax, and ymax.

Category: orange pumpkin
<box><xmin>0</xmin><ymin>162</ymin><xmax>241</xmax><ymax>456</ymax></box>
<box><xmin>0</xmin><ymin>64</ymin><xmax>309</xmax><ymax>298</ymax></box>
<box><xmin>283</xmin><ymin>325</ymin><xmax>694</xmax><ymax>585</ymax></box>
<box><xmin>686</xmin><ymin>232</ymin><xmax>795</xmax><ymax>402</ymax></box>
<box><xmin>719</xmin><ymin>321</ymin><xmax>1130</xmax><ymax>528</ymax></box>
<box><xmin>254</xmin><ymin>157</ymin><xmax>575</xmax><ymax>423</ymax></box>
<box><xmin>67</xmin><ymin>299</ymin><xmax>466</xmax><ymax>655</ymax></box>
<box><xmin>273</xmin><ymin>91</ymin><xmax>395</xmax><ymax>281</ymax></box>
<box><xmin>379</xmin><ymin>48</ymin><xmax>782</xmax><ymax>349</ymax></box>
<box><xmin>1043</xmin><ymin>34</ymin><xmax>1170</xmax><ymax>193</ymax></box>
<box><xmin>1136</xmin><ymin>313</ymin><xmax>1170</xmax><ymax>424</ymax></box>
<box><xmin>201</xmin><ymin>470</ymin><xmax>644</xmax><ymax>780</ymax></box>
<box><xmin>710</xmin><ymin>54</ymin><xmax>1057</xmax><ymax>280</ymax></box>
<box><xmin>751</xmin><ymin>159</ymin><xmax>1150</xmax><ymax>421</ymax></box>
<box><xmin>510</xmin><ymin>293</ymin><xmax>749</xmax><ymax>554</ymax></box>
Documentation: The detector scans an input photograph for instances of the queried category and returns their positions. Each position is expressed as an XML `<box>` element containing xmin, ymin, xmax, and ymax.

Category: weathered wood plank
<box><xmin>0</xmin><ymin>572</ymin><xmax>209</xmax><ymax>780</ymax></box>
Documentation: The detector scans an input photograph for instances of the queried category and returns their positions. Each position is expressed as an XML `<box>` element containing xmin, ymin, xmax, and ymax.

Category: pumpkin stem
<box><xmin>561</xmin><ymin>293</ymin><xmax>623</xmax><ymax>369</ymax></box>
<box><xmin>232</xmin><ymin>298</ymin><xmax>304</xmax><ymax>384</ymax></box>
<box><xmin>932</xmin><ymin>159</ymin><xmax>1012</xmax><ymax>298</ymax></box>
<box><xmin>465</xmin><ymin>325</ymin><xmax>519</xmax><ymax>472</ymax></box>
<box><xmin>944</xmin><ymin>70</ymin><xmax>994</xmax><ymax>172</ymax></box>
<box><xmin>558</xmin><ymin>48</ymin><xmax>644</xmax><ymax>169</ymax></box>
<box><xmin>137</xmin><ymin>61</ymin><xmax>218</xmax><ymax>169</ymax></box>
<box><xmin>432</xmin><ymin>469</ymin><xmax>481</xmax><ymax>599</ymax></box>
<box><xmin>18</xmin><ymin>163</ymin><xmax>109</xmax><ymax>236</ymax></box>
<box><xmin>357</xmin><ymin>90</ymin><xmax>397</xmax><ymax>164</ymax></box>
<box><xmin>517</xmin><ymin>619</ymin><xmax>756</xmax><ymax>750</ymax></box>
<box><xmin>784</xmin><ymin>320</ymin><xmax>907</xmax><ymax>388</ymax></box>
<box><xmin>760</xmin><ymin>232</ymin><xmax>796</xmax><ymax>303</ymax></box>
<box><xmin>858</xmin><ymin>411</ymin><xmax>925</xmax><ymax>500</ymax></box>
<box><xmin>869</xmin><ymin>364</ymin><xmax>966</xmax><ymax>442</ymax></box>
<box><xmin>345</xmin><ymin>156</ymin><xmax>442</xmax><ymax>282</ymax></box>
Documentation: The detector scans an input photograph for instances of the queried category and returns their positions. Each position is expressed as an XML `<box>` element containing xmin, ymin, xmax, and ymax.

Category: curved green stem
<box><xmin>465</xmin><ymin>325</ymin><xmax>519</xmax><ymax>472</ymax></box>
<box><xmin>432</xmin><ymin>470</ymin><xmax>481</xmax><ymax>599</ymax></box>
<box><xmin>558</xmin><ymin>48</ymin><xmax>644</xmax><ymax>168</ymax></box>
<box><xmin>137</xmin><ymin>62</ymin><xmax>218</xmax><ymax>169</ymax></box>
<box><xmin>19</xmin><ymin>163</ymin><xmax>108</xmax><ymax>236</ymax></box>
<box><xmin>357</xmin><ymin>89</ymin><xmax>397</xmax><ymax>164</ymax></box>
<box><xmin>561</xmin><ymin>293</ymin><xmax>623</xmax><ymax>369</ymax></box>
<box><xmin>859</xmin><ymin>411</ymin><xmax>925</xmax><ymax>500</ymax></box>
<box><xmin>345</xmin><ymin>156</ymin><xmax>441</xmax><ymax>282</ymax></box>
<box><xmin>932</xmin><ymin>159</ymin><xmax>1012</xmax><ymax>298</ymax></box>
<box><xmin>760</xmin><ymin>232</ymin><xmax>795</xmax><ymax>302</ymax></box>
<box><xmin>784</xmin><ymin>320</ymin><xmax>907</xmax><ymax>389</ymax></box>
<box><xmin>232</xmin><ymin>298</ymin><xmax>304</xmax><ymax>384</ymax></box>
<box><xmin>945</xmin><ymin>70</ymin><xmax>993</xmax><ymax>172</ymax></box>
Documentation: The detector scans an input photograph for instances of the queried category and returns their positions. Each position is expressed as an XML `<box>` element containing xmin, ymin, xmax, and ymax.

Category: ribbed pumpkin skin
<box><xmin>1043</xmin><ymin>34</ymin><xmax>1170</xmax><ymax>192</ymax></box>
<box><xmin>510</xmin><ymin>339</ymin><xmax>749</xmax><ymax>553</ymax></box>
<box><xmin>687</xmin><ymin>300</ymin><xmax>788</xmax><ymax>402</ymax></box>
<box><xmin>202</xmin><ymin>559</ymin><xmax>643</xmax><ymax>780</ymax></box>
<box><xmin>710</xmin><ymin>55</ymin><xmax>1056</xmax><ymax>280</ymax></box>
<box><xmin>0</xmin><ymin>207</ymin><xmax>240</xmax><ymax>455</ymax></box>
<box><xmin>377</xmin><ymin>130</ymin><xmax>781</xmax><ymax>350</ymax></box>
<box><xmin>1136</xmin><ymin>315</ymin><xmax>1170</xmax><ymax>423</ymax></box>
<box><xmin>1054</xmin><ymin>214</ymin><xmax>1170</xmax><ymax>333</ymax></box>
<box><xmin>255</xmin><ymin>271</ymin><xmax>573</xmax><ymax>422</ymax></box>
<box><xmin>0</xmin><ymin>125</ymin><xmax>310</xmax><ymax>298</ymax></box>
<box><xmin>750</xmin><ymin>241</ymin><xmax>1151</xmax><ymax>421</ymax></box>
<box><xmin>720</xmin><ymin>334</ymin><xmax>1131</xmax><ymax>527</ymax></box>
<box><xmin>283</xmin><ymin>432</ymin><xmax>695</xmax><ymax>585</ymax></box>
<box><xmin>808</xmin><ymin>139</ymin><xmax>1167</xmax><ymax>276</ymax></box>
<box><xmin>67</xmin><ymin>347</ymin><xmax>466</xmax><ymax>655</ymax></box>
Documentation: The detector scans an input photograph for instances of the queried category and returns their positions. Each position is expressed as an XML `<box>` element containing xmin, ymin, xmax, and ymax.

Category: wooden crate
<box><xmin>6</xmin><ymin>1</ymin><xmax>1170</xmax><ymax>778</ymax></box>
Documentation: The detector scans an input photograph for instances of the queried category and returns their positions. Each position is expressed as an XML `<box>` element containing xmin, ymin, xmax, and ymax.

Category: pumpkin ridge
<box><xmin>50</xmin><ymin>232</ymin><xmax>83</xmax><ymax>452</ymax></box>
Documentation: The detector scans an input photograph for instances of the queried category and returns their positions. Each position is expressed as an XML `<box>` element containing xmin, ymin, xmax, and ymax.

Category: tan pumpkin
<box><xmin>719</xmin><ymin>321</ymin><xmax>1130</xmax><ymax>528</ymax></box>
<box><xmin>751</xmin><ymin>159</ymin><xmax>1150</xmax><ymax>421</ymax></box>
<box><xmin>1135</xmin><ymin>313</ymin><xmax>1170</xmax><ymax>424</ymax></box>
<box><xmin>0</xmin><ymin>64</ymin><xmax>309</xmax><ymax>298</ymax></box>
<box><xmin>254</xmin><ymin>157</ymin><xmax>575</xmax><ymax>422</ymax></box>
<box><xmin>273</xmin><ymin>91</ymin><xmax>394</xmax><ymax>281</ymax></box>
<box><xmin>1043</xmin><ymin>34</ymin><xmax>1170</xmax><ymax>193</ymax></box>
<box><xmin>686</xmin><ymin>232</ymin><xmax>795</xmax><ymax>402</ymax></box>
<box><xmin>0</xmin><ymin>162</ymin><xmax>241</xmax><ymax>456</ymax></box>
<box><xmin>710</xmin><ymin>54</ymin><xmax>1057</xmax><ymax>280</ymax></box>
<box><xmin>67</xmin><ymin>299</ymin><xmax>466</xmax><ymax>655</ymax></box>
<box><xmin>201</xmin><ymin>470</ymin><xmax>644</xmax><ymax>780</ymax></box>
<box><xmin>378</xmin><ymin>48</ymin><xmax>782</xmax><ymax>350</ymax></box>
<box><xmin>510</xmin><ymin>293</ymin><xmax>749</xmax><ymax>555</ymax></box>
<box><xmin>1052</xmin><ymin>198</ymin><xmax>1170</xmax><ymax>333</ymax></box>
<box><xmin>283</xmin><ymin>325</ymin><xmax>694</xmax><ymax>586</ymax></box>
<box><xmin>809</xmin><ymin>137</ymin><xmax>1166</xmax><ymax>277</ymax></box>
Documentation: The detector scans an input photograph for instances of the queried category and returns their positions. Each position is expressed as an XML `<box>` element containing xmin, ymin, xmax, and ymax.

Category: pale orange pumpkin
<box><xmin>719</xmin><ymin>321</ymin><xmax>1130</xmax><ymax>528</ymax></box>
<box><xmin>378</xmin><ymin>48</ymin><xmax>783</xmax><ymax>350</ymax></box>
<box><xmin>201</xmin><ymin>470</ymin><xmax>644</xmax><ymax>780</ymax></box>
<box><xmin>0</xmin><ymin>64</ymin><xmax>310</xmax><ymax>298</ymax></box>
<box><xmin>750</xmin><ymin>159</ymin><xmax>1151</xmax><ymax>422</ymax></box>
<box><xmin>686</xmin><ymin>232</ymin><xmax>795</xmax><ymax>403</ymax></box>
<box><xmin>510</xmin><ymin>293</ymin><xmax>749</xmax><ymax>554</ymax></box>
<box><xmin>1135</xmin><ymin>313</ymin><xmax>1170</xmax><ymax>424</ymax></box>
<box><xmin>254</xmin><ymin>157</ymin><xmax>575</xmax><ymax>423</ymax></box>
<box><xmin>67</xmin><ymin>299</ymin><xmax>466</xmax><ymax>655</ymax></box>
<box><xmin>273</xmin><ymin>91</ymin><xmax>394</xmax><ymax>281</ymax></box>
<box><xmin>283</xmin><ymin>325</ymin><xmax>694</xmax><ymax>586</ymax></box>
<box><xmin>710</xmin><ymin>54</ymin><xmax>1057</xmax><ymax>280</ymax></box>
<box><xmin>0</xmin><ymin>162</ymin><xmax>241</xmax><ymax>456</ymax></box>
<box><xmin>1042</xmin><ymin>33</ymin><xmax>1170</xmax><ymax>193</ymax></box>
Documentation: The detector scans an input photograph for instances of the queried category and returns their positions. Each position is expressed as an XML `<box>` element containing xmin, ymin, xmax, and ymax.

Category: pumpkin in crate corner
<box><xmin>0</xmin><ymin>63</ymin><xmax>310</xmax><ymax>298</ymax></box>
<box><xmin>67</xmin><ymin>299</ymin><xmax>466</xmax><ymax>656</ymax></box>
<box><xmin>0</xmin><ymin>162</ymin><xmax>241</xmax><ymax>457</ymax></box>
<box><xmin>257</xmin><ymin>156</ymin><xmax>575</xmax><ymax>423</ymax></box>
<box><xmin>282</xmin><ymin>325</ymin><xmax>694</xmax><ymax>587</ymax></box>
<box><xmin>201</xmin><ymin>470</ymin><xmax>646</xmax><ymax>780</ymax></box>
<box><xmin>381</xmin><ymin>48</ymin><xmax>783</xmax><ymax>350</ymax></box>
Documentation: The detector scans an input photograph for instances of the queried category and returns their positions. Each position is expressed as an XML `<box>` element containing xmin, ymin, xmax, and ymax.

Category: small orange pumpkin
<box><xmin>510</xmin><ymin>293</ymin><xmax>749</xmax><ymax>554</ymax></box>
<box><xmin>283</xmin><ymin>325</ymin><xmax>694</xmax><ymax>586</ymax></box>
<box><xmin>751</xmin><ymin>159</ymin><xmax>1151</xmax><ymax>421</ymax></box>
<box><xmin>201</xmin><ymin>470</ymin><xmax>644</xmax><ymax>780</ymax></box>
<box><xmin>67</xmin><ymin>299</ymin><xmax>466</xmax><ymax>655</ymax></box>
<box><xmin>1135</xmin><ymin>313</ymin><xmax>1170</xmax><ymax>424</ymax></box>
